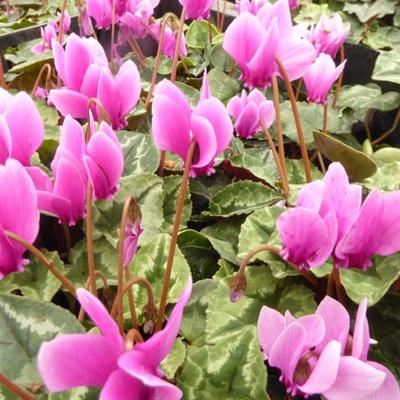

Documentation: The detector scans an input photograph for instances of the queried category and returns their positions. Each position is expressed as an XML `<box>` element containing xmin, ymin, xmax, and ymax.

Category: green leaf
<box><xmin>175</xmin><ymin>82</ymin><xmax>200</xmax><ymax>108</ymax></box>
<box><xmin>340</xmin><ymin>254</ymin><xmax>400</xmax><ymax>306</ymax></box>
<box><xmin>344</xmin><ymin>0</ymin><xmax>396</xmax><ymax>23</ymax></box>
<box><xmin>201</xmin><ymin>216</ymin><xmax>245</xmax><ymax>265</ymax></box>
<box><xmin>160</xmin><ymin>337</ymin><xmax>186</xmax><ymax>380</ymax></box>
<box><xmin>177</xmin><ymin>230</ymin><xmax>219</xmax><ymax>281</ymax></box>
<box><xmin>0</xmin><ymin>251</ymin><xmax>65</xmax><ymax>301</ymax></box>
<box><xmin>372</xmin><ymin>50</ymin><xmax>400</xmax><ymax>84</ymax></box>
<box><xmin>373</xmin><ymin>147</ymin><xmax>400</xmax><ymax>163</ymax></box>
<box><xmin>206</xmin><ymin>180</ymin><xmax>282</xmax><ymax>217</ymax></box>
<box><xmin>313</xmin><ymin>131</ymin><xmax>377</xmax><ymax>181</ymax></box>
<box><xmin>190</xmin><ymin>172</ymin><xmax>232</xmax><ymax>201</ymax></box>
<box><xmin>129</xmin><ymin>233</ymin><xmax>191</xmax><ymax>320</ymax></box>
<box><xmin>118</xmin><ymin>131</ymin><xmax>160</xmax><ymax>176</ymax></box>
<box><xmin>186</xmin><ymin>20</ymin><xmax>218</xmax><ymax>49</ymax></box>
<box><xmin>286</xmin><ymin>158</ymin><xmax>323</xmax><ymax>184</ymax></box>
<box><xmin>0</xmin><ymin>294</ymin><xmax>83</xmax><ymax>398</ymax></box>
<box><xmin>208</xmin><ymin>68</ymin><xmax>241</xmax><ymax>102</ymax></box>
<box><xmin>161</xmin><ymin>175</ymin><xmax>192</xmax><ymax>234</ymax></box>
<box><xmin>364</xmin><ymin>161</ymin><xmax>400</xmax><ymax>191</ymax></box>
<box><xmin>210</xmin><ymin>45</ymin><xmax>234</xmax><ymax>73</ymax></box>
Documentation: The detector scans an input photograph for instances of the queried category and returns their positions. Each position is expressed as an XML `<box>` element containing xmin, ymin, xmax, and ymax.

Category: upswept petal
<box><xmin>352</xmin><ymin>298</ymin><xmax>370</xmax><ymax>362</ymax></box>
<box><xmin>258</xmin><ymin>100</ymin><xmax>275</xmax><ymax>129</ymax></box>
<box><xmin>51</xmin><ymin>39</ymin><xmax>66</xmax><ymax>85</ymax></box>
<box><xmin>115</xmin><ymin>60</ymin><xmax>141</xmax><ymax>116</ymax></box>
<box><xmin>0</xmin><ymin>115</ymin><xmax>11</xmax><ymax>164</ymax></box>
<box><xmin>97</xmin><ymin>69</ymin><xmax>119</xmax><ymax>128</ymax></box>
<box><xmin>235</xmin><ymin>102</ymin><xmax>260</xmax><ymax>138</ymax></box>
<box><xmin>48</xmin><ymin>89</ymin><xmax>89</xmax><ymax>119</ymax></box>
<box><xmin>227</xmin><ymin>91</ymin><xmax>245</xmax><ymax>119</ymax></box>
<box><xmin>80</xmin><ymin>64</ymin><xmax>103</xmax><ymax>99</ymax></box>
<box><xmin>25</xmin><ymin>166</ymin><xmax>53</xmax><ymax>191</ymax></box>
<box><xmin>256</xmin><ymin>0</ymin><xmax>292</xmax><ymax>35</ymax></box>
<box><xmin>296</xmin><ymin>314</ymin><xmax>326</xmax><ymax>349</ymax></box>
<box><xmin>154</xmin><ymin>79</ymin><xmax>191</xmax><ymax>118</ymax></box>
<box><xmin>99</xmin><ymin>370</ymin><xmax>148</xmax><ymax>400</ymax></box>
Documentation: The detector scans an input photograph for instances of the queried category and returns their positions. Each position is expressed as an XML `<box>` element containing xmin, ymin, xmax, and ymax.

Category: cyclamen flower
<box><xmin>223</xmin><ymin>0</ymin><xmax>316</xmax><ymax>88</ymax></box>
<box><xmin>303</xmin><ymin>53</ymin><xmax>346</xmax><ymax>104</ymax></box>
<box><xmin>49</xmin><ymin>33</ymin><xmax>141</xmax><ymax>129</ymax></box>
<box><xmin>0</xmin><ymin>89</ymin><xmax>44</xmax><ymax>166</ymax></box>
<box><xmin>277</xmin><ymin>162</ymin><xmax>400</xmax><ymax>270</ymax></box>
<box><xmin>311</xmin><ymin>14</ymin><xmax>350</xmax><ymax>58</ymax></box>
<box><xmin>0</xmin><ymin>159</ymin><xmax>40</xmax><ymax>279</ymax></box>
<box><xmin>179</xmin><ymin>0</ymin><xmax>213</xmax><ymax>20</ymax></box>
<box><xmin>149</xmin><ymin>22</ymin><xmax>187</xmax><ymax>59</ymax></box>
<box><xmin>227</xmin><ymin>89</ymin><xmax>274</xmax><ymax>138</ymax></box>
<box><xmin>236</xmin><ymin>0</ymin><xmax>269</xmax><ymax>16</ymax></box>
<box><xmin>288</xmin><ymin>0</ymin><xmax>298</xmax><ymax>9</ymax></box>
<box><xmin>123</xmin><ymin>218</ymin><xmax>143</xmax><ymax>266</ymax></box>
<box><xmin>152</xmin><ymin>75</ymin><xmax>233</xmax><ymax>177</ymax></box>
<box><xmin>258</xmin><ymin>297</ymin><xmax>399</xmax><ymax>399</ymax></box>
<box><xmin>37</xmin><ymin>115</ymin><xmax>123</xmax><ymax>225</ymax></box>
<box><xmin>38</xmin><ymin>278</ymin><xmax>192</xmax><ymax>399</ymax></box>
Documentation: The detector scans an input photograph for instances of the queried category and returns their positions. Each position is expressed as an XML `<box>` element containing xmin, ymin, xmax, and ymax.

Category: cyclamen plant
<box><xmin>0</xmin><ymin>0</ymin><xmax>399</xmax><ymax>399</ymax></box>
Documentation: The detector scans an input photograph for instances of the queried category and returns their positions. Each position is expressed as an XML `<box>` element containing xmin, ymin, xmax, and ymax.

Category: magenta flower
<box><xmin>236</xmin><ymin>0</ymin><xmax>268</xmax><ymax>16</ymax></box>
<box><xmin>152</xmin><ymin>76</ymin><xmax>233</xmax><ymax>177</ymax></box>
<box><xmin>123</xmin><ymin>218</ymin><xmax>143</xmax><ymax>267</ymax></box>
<box><xmin>38</xmin><ymin>278</ymin><xmax>192</xmax><ymax>399</ymax></box>
<box><xmin>179</xmin><ymin>0</ymin><xmax>213</xmax><ymax>19</ymax></box>
<box><xmin>258</xmin><ymin>297</ymin><xmax>399</xmax><ymax>399</ymax></box>
<box><xmin>149</xmin><ymin>22</ymin><xmax>187</xmax><ymax>59</ymax></box>
<box><xmin>87</xmin><ymin>0</ymin><xmax>118</xmax><ymax>29</ymax></box>
<box><xmin>311</xmin><ymin>14</ymin><xmax>350</xmax><ymax>58</ymax></box>
<box><xmin>303</xmin><ymin>53</ymin><xmax>346</xmax><ymax>104</ymax></box>
<box><xmin>277</xmin><ymin>162</ymin><xmax>400</xmax><ymax>271</ymax></box>
<box><xmin>227</xmin><ymin>89</ymin><xmax>274</xmax><ymax>138</ymax></box>
<box><xmin>0</xmin><ymin>159</ymin><xmax>39</xmax><ymax>279</ymax></box>
<box><xmin>288</xmin><ymin>0</ymin><xmax>298</xmax><ymax>9</ymax></box>
<box><xmin>0</xmin><ymin>89</ymin><xmax>44</xmax><ymax>166</ymax></box>
<box><xmin>223</xmin><ymin>2</ymin><xmax>315</xmax><ymax>88</ymax></box>
<box><xmin>49</xmin><ymin>34</ymin><xmax>141</xmax><ymax>129</ymax></box>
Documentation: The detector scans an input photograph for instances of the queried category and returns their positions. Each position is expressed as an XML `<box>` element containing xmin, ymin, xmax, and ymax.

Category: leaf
<box><xmin>160</xmin><ymin>338</ymin><xmax>186</xmax><ymax>380</ymax></box>
<box><xmin>177</xmin><ymin>230</ymin><xmax>219</xmax><ymax>281</ymax></box>
<box><xmin>372</xmin><ymin>50</ymin><xmax>400</xmax><ymax>84</ymax></box>
<box><xmin>129</xmin><ymin>233</ymin><xmax>191</xmax><ymax>321</ymax></box>
<box><xmin>161</xmin><ymin>175</ymin><xmax>192</xmax><ymax>234</ymax></box>
<box><xmin>313</xmin><ymin>131</ymin><xmax>377</xmax><ymax>181</ymax></box>
<box><xmin>0</xmin><ymin>294</ymin><xmax>83</xmax><ymax>398</ymax></box>
<box><xmin>118</xmin><ymin>131</ymin><xmax>160</xmax><ymax>176</ymax></box>
<box><xmin>0</xmin><ymin>251</ymin><xmax>65</xmax><ymax>301</ymax></box>
<box><xmin>344</xmin><ymin>0</ymin><xmax>396</xmax><ymax>23</ymax></box>
<box><xmin>201</xmin><ymin>216</ymin><xmax>245</xmax><ymax>265</ymax></box>
<box><xmin>186</xmin><ymin>20</ymin><xmax>219</xmax><ymax>49</ymax></box>
<box><xmin>340</xmin><ymin>254</ymin><xmax>400</xmax><ymax>306</ymax></box>
<box><xmin>206</xmin><ymin>180</ymin><xmax>282</xmax><ymax>217</ymax></box>
<box><xmin>364</xmin><ymin>161</ymin><xmax>400</xmax><ymax>191</ymax></box>
<box><xmin>208</xmin><ymin>68</ymin><xmax>241</xmax><ymax>102</ymax></box>
<box><xmin>210</xmin><ymin>45</ymin><xmax>234</xmax><ymax>73</ymax></box>
<box><xmin>190</xmin><ymin>172</ymin><xmax>232</xmax><ymax>201</ymax></box>
<box><xmin>177</xmin><ymin>327</ymin><xmax>268</xmax><ymax>400</ymax></box>
<box><xmin>175</xmin><ymin>82</ymin><xmax>200</xmax><ymax>108</ymax></box>
<box><xmin>286</xmin><ymin>158</ymin><xmax>323</xmax><ymax>184</ymax></box>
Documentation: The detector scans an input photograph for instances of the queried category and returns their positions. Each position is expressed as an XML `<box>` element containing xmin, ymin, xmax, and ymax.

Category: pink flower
<box><xmin>49</xmin><ymin>33</ymin><xmax>141</xmax><ymax>129</ymax></box>
<box><xmin>303</xmin><ymin>53</ymin><xmax>346</xmax><ymax>104</ymax></box>
<box><xmin>223</xmin><ymin>1</ymin><xmax>316</xmax><ymax>88</ymax></box>
<box><xmin>87</xmin><ymin>0</ymin><xmax>117</xmax><ymax>29</ymax></box>
<box><xmin>258</xmin><ymin>297</ymin><xmax>399</xmax><ymax>399</ymax></box>
<box><xmin>37</xmin><ymin>115</ymin><xmax>123</xmax><ymax>225</ymax></box>
<box><xmin>123</xmin><ymin>218</ymin><xmax>143</xmax><ymax>266</ymax></box>
<box><xmin>0</xmin><ymin>159</ymin><xmax>39</xmax><ymax>279</ymax></box>
<box><xmin>0</xmin><ymin>89</ymin><xmax>44</xmax><ymax>166</ymax></box>
<box><xmin>311</xmin><ymin>14</ymin><xmax>350</xmax><ymax>58</ymax></box>
<box><xmin>149</xmin><ymin>22</ymin><xmax>187</xmax><ymax>59</ymax></box>
<box><xmin>179</xmin><ymin>0</ymin><xmax>213</xmax><ymax>20</ymax></box>
<box><xmin>38</xmin><ymin>278</ymin><xmax>192</xmax><ymax>399</ymax></box>
<box><xmin>236</xmin><ymin>0</ymin><xmax>268</xmax><ymax>16</ymax></box>
<box><xmin>152</xmin><ymin>75</ymin><xmax>233</xmax><ymax>177</ymax></box>
<box><xmin>277</xmin><ymin>162</ymin><xmax>400</xmax><ymax>271</ymax></box>
<box><xmin>227</xmin><ymin>89</ymin><xmax>274</xmax><ymax>138</ymax></box>
<box><xmin>288</xmin><ymin>0</ymin><xmax>298</xmax><ymax>9</ymax></box>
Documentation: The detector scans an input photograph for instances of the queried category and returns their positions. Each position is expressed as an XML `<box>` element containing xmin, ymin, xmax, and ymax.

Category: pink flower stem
<box><xmin>332</xmin><ymin>46</ymin><xmax>345</xmax><ymax>107</ymax></box>
<box><xmin>32</xmin><ymin>63</ymin><xmax>52</xmax><ymax>96</ymax></box>
<box><xmin>170</xmin><ymin>7</ymin><xmax>186</xmax><ymax>83</ymax></box>
<box><xmin>5</xmin><ymin>230</ymin><xmax>77</xmax><ymax>296</ymax></box>
<box><xmin>62</xmin><ymin>222</ymin><xmax>72</xmax><ymax>256</ymax></box>
<box><xmin>0</xmin><ymin>373</ymin><xmax>35</xmax><ymax>400</ymax></box>
<box><xmin>125</xmin><ymin>328</ymin><xmax>144</xmax><ymax>350</ymax></box>
<box><xmin>155</xmin><ymin>139</ymin><xmax>196</xmax><ymax>332</ymax></box>
<box><xmin>271</xmin><ymin>75</ymin><xmax>288</xmax><ymax>186</ymax></box>
<box><xmin>276</xmin><ymin>59</ymin><xmax>312</xmax><ymax>182</ymax></box>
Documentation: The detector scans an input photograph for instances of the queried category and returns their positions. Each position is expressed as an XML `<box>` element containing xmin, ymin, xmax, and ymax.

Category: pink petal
<box><xmin>227</xmin><ymin>91</ymin><xmax>245</xmax><ymax>120</ymax></box>
<box><xmin>0</xmin><ymin>88</ymin><xmax>13</xmax><ymax>113</ymax></box>
<box><xmin>256</xmin><ymin>0</ymin><xmax>292</xmax><ymax>36</ymax></box>
<box><xmin>37</xmin><ymin>191</ymin><xmax>76</xmax><ymax>225</ymax></box>
<box><xmin>296</xmin><ymin>314</ymin><xmax>326</xmax><ymax>349</ymax></box>
<box><xmin>296</xmin><ymin>180</ymin><xmax>325</xmax><ymax>211</ymax></box>
<box><xmin>99</xmin><ymin>370</ymin><xmax>148</xmax><ymax>400</ymax></box>
<box><xmin>49</xmin><ymin>89</ymin><xmax>89</xmax><ymax>119</ymax></box>
<box><xmin>259</xmin><ymin>100</ymin><xmax>275</xmax><ymax>129</ymax></box>
<box><xmin>80</xmin><ymin>64</ymin><xmax>103</xmax><ymax>99</ymax></box>
<box><xmin>115</xmin><ymin>60</ymin><xmax>141</xmax><ymax>116</ymax></box>
<box><xmin>38</xmin><ymin>334</ymin><xmax>119</xmax><ymax>391</ymax></box>
<box><xmin>352</xmin><ymin>298</ymin><xmax>370</xmax><ymax>362</ymax></box>
<box><xmin>235</xmin><ymin>102</ymin><xmax>260</xmax><ymax>138</ymax></box>
<box><xmin>299</xmin><ymin>340</ymin><xmax>341</xmax><ymax>394</ymax></box>
<box><xmin>199</xmin><ymin>70</ymin><xmax>211</xmax><ymax>101</ymax></box>
<box><xmin>25</xmin><ymin>166</ymin><xmax>53</xmax><ymax>191</ymax></box>
<box><xmin>97</xmin><ymin>69</ymin><xmax>119</xmax><ymax>128</ymax></box>
<box><xmin>257</xmin><ymin>306</ymin><xmax>285</xmax><ymax>360</ymax></box>
<box><xmin>154</xmin><ymin>79</ymin><xmax>191</xmax><ymax>117</ymax></box>
<box><xmin>316</xmin><ymin>296</ymin><xmax>349</xmax><ymax>352</ymax></box>
<box><xmin>322</xmin><ymin>357</ymin><xmax>386</xmax><ymax>400</ymax></box>
<box><xmin>0</xmin><ymin>115</ymin><xmax>11</xmax><ymax>164</ymax></box>
<box><xmin>364</xmin><ymin>361</ymin><xmax>400</xmax><ymax>400</ymax></box>
<box><xmin>51</xmin><ymin>39</ymin><xmax>66</xmax><ymax>85</ymax></box>
<box><xmin>4</xmin><ymin>92</ymin><xmax>44</xmax><ymax>166</ymax></box>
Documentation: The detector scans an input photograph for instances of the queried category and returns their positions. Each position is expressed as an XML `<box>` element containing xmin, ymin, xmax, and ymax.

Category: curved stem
<box><xmin>155</xmin><ymin>140</ymin><xmax>196</xmax><ymax>332</ymax></box>
<box><xmin>57</xmin><ymin>0</ymin><xmax>68</xmax><ymax>43</ymax></box>
<box><xmin>87</xmin><ymin>97</ymin><xmax>111</xmax><ymax>126</ymax></box>
<box><xmin>32</xmin><ymin>63</ymin><xmax>52</xmax><ymax>96</ymax></box>
<box><xmin>125</xmin><ymin>328</ymin><xmax>144</xmax><ymax>351</ymax></box>
<box><xmin>276</xmin><ymin>59</ymin><xmax>312</xmax><ymax>182</ymax></box>
<box><xmin>170</xmin><ymin>7</ymin><xmax>186</xmax><ymax>83</ymax></box>
<box><xmin>5</xmin><ymin>230</ymin><xmax>76</xmax><ymax>296</ymax></box>
<box><xmin>271</xmin><ymin>75</ymin><xmax>288</xmax><ymax>185</ymax></box>
<box><xmin>124</xmin><ymin>267</ymin><xmax>139</xmax><ymax>330</ymax></box>
<box><xmin>332</xmin><ymin>46</ymin><xmax>345</xmax><ymax>108</ymax></box>
<box><xmin>0</xmin><ymin>373</ymin><xmax>35</xmax><ymax>400</ymax></box>
<box><xmin>260</xmin><ymin>121</ymin><xmax>289</xmax><ymax>200</ymax></box>
<box><xmin>372</xmin><ymin>108</ymin><xmax>400</xmax><ymax>145</ymax></box>
<box><xmin>127</xmin><ymin>35</ymin><xmax>146</xmax><ymax>67</ymax></box>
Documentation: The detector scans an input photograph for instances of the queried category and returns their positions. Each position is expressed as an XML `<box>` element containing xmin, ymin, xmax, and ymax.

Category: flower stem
<box><xmin>0</xmin><ymin>373</ymin><xmax>35</xmax><ymax>400</ymax></box>
<box><xmin>32</xmin><ymin>63</ymin><xmax>52</xmax><ymax>96</ymax></box>
<box><xmin>332</xmin><ymin>267</ymin><xmax>346</xmax><ymax>306</ymax></box>
<box><xmin>124</xmin><ymin>267</ymin><xmax>139</xmax><ymax>330</ymax></box>
<box><xmin>0</xmin><ymin>51</ymin><xmax>7</xmax><ymax>89</ymax></box>
<box><xmin>155</xmin><ymin>140</ymin><xmax>196</xmax><ymax>332</ymax></box>
<box><xmin>260</xmin><ymin>121</ymin><xmax>289</xmax><ymax>200</ymax></box>
<box><xmin>85</xmin><ymin>184</ymin><xmax>97</xmax><ymax>297</ymax></box>
<box><xmin>5</xmin><ymin>230</ymin><xmax>76</xmax><ymax>296</ymax></box>
<box><xmin>125</xmin><ymin>328</ymin><xmax>144</xmax><ymax>350</ymax></box>
<box><xmin>170</xmin><ymin>7</ymin><xmax>186</xmax><ymax>83</ymax></box>
<box><xmin>322</xmin><ymin>103</ymin><xmax>328</xmax><ymax>134</ymax></box>
<box><xmin>219</xmin><ymin>0</ymin><xmax>227</xmax><ymax>32</ymax></box>
<box><xmin>295</xmin><ymin>78</ymin><xmax>302</xmax><ymax>100</ymax></box>
<box><xmin>275</xmin><ymin>59</ymin><xmax>312</xmax><ymax>182</ymax></box>
<box><xmin>110</xmin><ymin>0</ymin><xmax>116</xmax><ymax>64</ymax></box>
<box><xmin>332</xmin><ymin>46</ymin><xmax>345</xmax><ymax>108</ymax></box>
<box><xmin>271</xmin><ymin>75</ymin><xmax>288</xmax><ymax>185</ymax></box>
<box><xmin>372</xmin><ymin>108</ymin><xmax>400</xmax><ymax>145</ymax></box>
<box><xmin>127</xmin><ymin>35</ymin><xmax>146</xmax><ymax>67</ymax></box>
<box><xmin>57</xmin><ymin>0</ymin><xmax>68</xmax><ymax>43</ymax></box>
